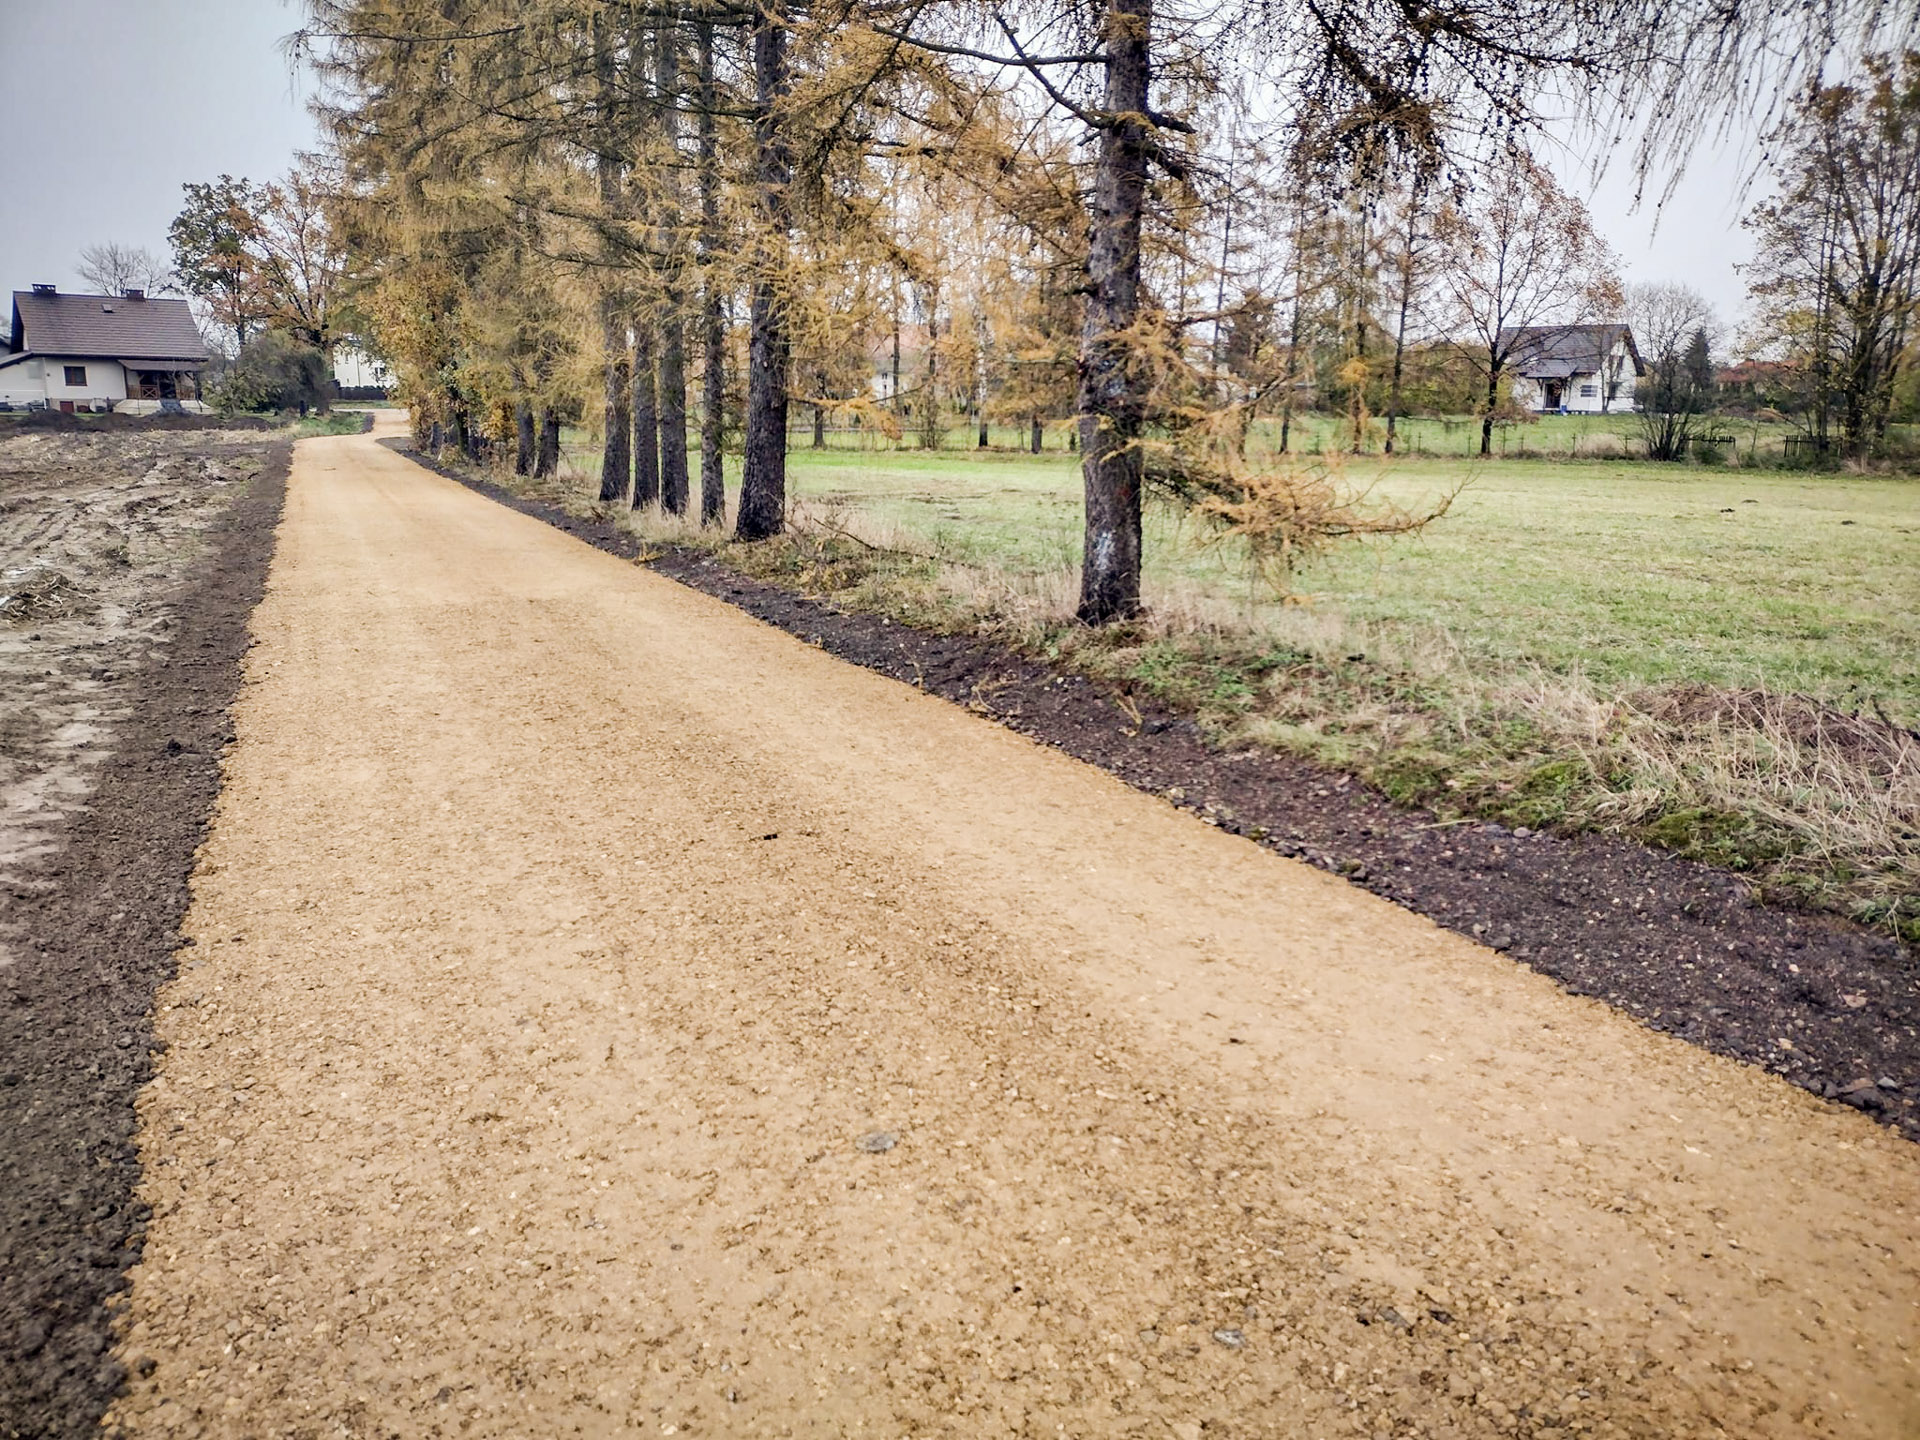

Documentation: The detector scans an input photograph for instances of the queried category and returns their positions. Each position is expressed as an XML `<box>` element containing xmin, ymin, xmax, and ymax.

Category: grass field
<box><xmin>593</xmin><ymin>409</ymin><xmax>1918</xmax><ymax>462</ymax></box>
<box><xmin>531</xmin><ymin>428</ymin><xmax>1920</xmax><ymax>939</ymax></box>
<box><xmin>770</xmin><ymin>446</ymin><xmax>1920</xmax><ymax>717</ymax></box>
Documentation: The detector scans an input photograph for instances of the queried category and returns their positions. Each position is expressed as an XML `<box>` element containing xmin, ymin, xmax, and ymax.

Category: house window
<box><xmin>63</xmin><ymin>365</ymin><xmax>87</xmax><ymax>387</ymax></box>
<box><xmin>1579</xmin><ymin>384</ymin><xmax>1597</xmax><ymax>398</ymax></box>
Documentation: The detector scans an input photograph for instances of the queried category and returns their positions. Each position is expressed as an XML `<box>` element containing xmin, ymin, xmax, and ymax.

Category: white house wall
<box><xmin>0</xmin><ymin>357</ymin><xmax>133</xmax><ymax>407</ymax></box>
<box><xmin>0</xmin><ymin>356</ymin><xmax>44</xmax><ymax>405</ymax></box>
<box><xmin>42</xmin><ymin>358</ymin><xmax>128</xmax><ymax>406</ymax></box>
<box><xmin>1518</xmin><ymin>342</ymin><xmax>1640</xmax><ymax>415</ymax></box>
<box><xmin>1565</xmin><ymin>375</ymin><xmax>1608</xmax><ymax>413</ymax></box>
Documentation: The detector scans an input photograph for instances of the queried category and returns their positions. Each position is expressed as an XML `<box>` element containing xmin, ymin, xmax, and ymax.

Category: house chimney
<box><xmin>122</xmin><ymin>288</ymin><xmax>146</xmax><ymax>301</ymax></box>
<box><xmin>31</xmin><ymin>283</ymin><xmax>56</xmax><ymax>295</ymax></box>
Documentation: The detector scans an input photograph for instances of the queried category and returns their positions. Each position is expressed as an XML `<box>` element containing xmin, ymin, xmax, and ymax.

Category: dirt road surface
<box><xmin>108</xmin><ymin>418</ymin><xmax>1918</xmax><ymax>1438</ymax></box>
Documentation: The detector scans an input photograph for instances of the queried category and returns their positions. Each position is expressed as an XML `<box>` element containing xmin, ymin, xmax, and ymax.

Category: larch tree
<box><xmin>594</xmin><ymin>5</ymin><xmax>636</xmax><ymax>506</ymax></box>
<box><xmin>296</xmin><ymin>0</ymin><xmax>1910</xmax><ymax>590</ymax></box>
<box><xmin>734</xmin><ymin>0</ymin><xmax>795</xmax><ymax>541</ymax></box>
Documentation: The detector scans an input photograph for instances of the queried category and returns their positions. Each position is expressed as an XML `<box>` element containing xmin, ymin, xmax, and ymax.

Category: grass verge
<box><xmin>289</xmin><ymin>411</ymin><xmax>375</xmax><ymax>437</ymax></box>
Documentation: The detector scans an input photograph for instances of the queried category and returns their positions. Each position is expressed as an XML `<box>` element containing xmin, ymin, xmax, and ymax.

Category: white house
<box><xmin>0</xmin><ymin>285</ymin><xmax>210</xmax><ymax>413</ymax></box>
<box><xmin>1499</xmin><ymin>323</ymin><xmax>1644</xmax><ymax>414</ymax></box>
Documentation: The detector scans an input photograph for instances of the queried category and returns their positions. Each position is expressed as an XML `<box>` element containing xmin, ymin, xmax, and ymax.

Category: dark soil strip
<box><xmin>0</xmin><ymin>411</ymin><xmax>278</xmax><ymax>435</ymax></box>
<box><xmin>0</xmin><ymin>445</ymin><xmax>290</xmax><ymax>1439</ymax></box>
<box><xmin>408</xmin><ymin>444</ymin><xmax>1920</xmax><ymax>1143</ymax></box>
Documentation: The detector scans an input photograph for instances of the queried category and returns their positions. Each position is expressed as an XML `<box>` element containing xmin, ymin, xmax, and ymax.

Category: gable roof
<box><xmin>1498</xmin><ymin>323</ymin><xmax>1642</xmax><ymax>379</ymax></box>
<box><xmin>9</xmin><ymin>289</ymin><xmax>208</xmax><ymax>363</ymax></box>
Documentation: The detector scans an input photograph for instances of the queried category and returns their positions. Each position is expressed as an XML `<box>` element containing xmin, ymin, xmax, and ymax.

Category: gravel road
<box><xmin>107</xmin><ymin>418</ymin><xmax>1918</xmax><ymax>1437</ymax></box>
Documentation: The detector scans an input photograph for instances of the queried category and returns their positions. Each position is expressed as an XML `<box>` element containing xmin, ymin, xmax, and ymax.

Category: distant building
<box><xmin>0</xmin><ymin>284</ymin><xmax>210</xmax><ymax>413</ymax></box>
<box><xmin>1499</xmin><ymin>324</ymin><xmax>1643</xmax><ymax>414</ymax></box>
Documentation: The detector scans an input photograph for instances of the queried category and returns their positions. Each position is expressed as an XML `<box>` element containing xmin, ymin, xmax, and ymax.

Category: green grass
<box><xmin>585</xmin><ymin>409</ymin><xmax>1905</xmax><ymax>461</ymax></box>
<box><xmin>522</xmin><ymin>424</ymin><xmax>1920</xmax><ymax>942</ymax></box>
<box><xmin>771</xmin><ymin>446</ymin><xmax>1920</xmax><ymax>720</ymax></box>
<box><xmin>290</xmin><ymin>411</ymin><xmax>371</xmax><ymax>437</ymax></box>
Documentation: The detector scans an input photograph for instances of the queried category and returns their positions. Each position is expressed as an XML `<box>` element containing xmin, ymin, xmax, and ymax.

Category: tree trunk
<box><xmin>919</xmin><ymin>283</ymin><xmax>942</xmax><ymax>450</ymax></box>
<box><xmin>812</xmin><ymin>401</ymin><xmax>826</xmax><ymax>448</ymax></box>
<box><xmin>1384</xmin><ymin>309</ymin><xmax>1409</xmax><ymax>454</ymax></box>
<box><xmin>1212</xmin><ymin>184</ymin><xmax>1233</xmax><ymax>386</ymax></box>
<box><xmin>696</xmin><ymin>16</ymin><xmax>726</xmax><ymax>527</ymax></box>
<box><xmin>1349</xmin><ymin>211</ymin><xmax>1370</xmax><ymax>454</ymax></box>
<box><xmin>891</xmin><ymin>311</ymin><xmax>903</xmax><ymax>420</ymax></box>
<box><xmin>600</xmin><ymin>321</ymin><xmax>633</xmax><ymax>503</ymax></box>
<box><xmin>656</xmin><ymin>10</ymin><xmax>691</xmax><ymax>516</ymax></box>
<box><xmin>1480</xmin><ymin>363</ymin><xmax>1499</xmax><ymax>457</ymax></box>
<box><xmin>658</xmin><ymin>312</ymin><xmax>690</xmax><ymax>510</ymax></box>
<box><xmin>536</xmin><ymin>408</ymin><xmax>561</xmax><ymax>478</ymax></box>
<box><xmin>593</xmin><ymin>8</ymin><xmax>632</xmax><ymax>505</ymax></box>
<box><xmin>735</xmin><ymin>0</ymin><xmax>791</xmax><ymax>542</ymax></box>
<box><xmin>974</xmin><ymin>310</ymin><xmax>990</xmax><ymax>448</ymax></box>
<box><xmin>515</xmin><ymin>401</ymin><xmax>536</xmax><ymax>475</ymax></box>
<box><xmin>1385</xmin><ymin>183</ymin><xmax>1421</xmax><ymax>456</ymax></box>
<box><xmin>633</xmin><ymin>325</ymin><xmax>661</xmax><ymax>508</ymax></box>
<box><xmin>1031</xmin><ymin>413</ymin><xmax>1043</xmax><ymax>453</ymax></box>
<box><xmin>1075</xmin><ymin>0</ymin><xmax>1152</xmax><ymax>625</ymax></box>
<box><xmin>659</xmin><ymin>316</ymin><xmax>690</xmax><ymax>511</ymax></box>
<box><xmin>1278</xmin><ymin>296</ymin><xmax>1303</xmax><ymax>456</ymax></box>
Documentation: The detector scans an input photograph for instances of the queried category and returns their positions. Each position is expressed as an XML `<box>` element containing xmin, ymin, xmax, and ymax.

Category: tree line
<box><xmin>263</xmin><ymin>3</ymin><xmax>1908</xmax><ymax>621</ymax></box>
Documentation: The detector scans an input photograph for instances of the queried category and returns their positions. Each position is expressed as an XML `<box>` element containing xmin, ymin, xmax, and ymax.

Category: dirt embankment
<box><xmin>0</xmin><ymin>429</ymin><xmax>288</xmax><ymax>1439</ymax></box>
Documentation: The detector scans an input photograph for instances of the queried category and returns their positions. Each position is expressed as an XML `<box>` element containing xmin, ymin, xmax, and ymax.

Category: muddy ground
<box><xmin>426</xmin><ymin>452</ymin><xmax>1919</xmax><ymax>1143</ymax></box>
<box><xmin>0</xmin><ymin>428</ymin><xmax>288</xmax><ymax>1438</ymax></box>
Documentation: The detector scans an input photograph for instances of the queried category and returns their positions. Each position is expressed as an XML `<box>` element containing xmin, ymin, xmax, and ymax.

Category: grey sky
<box><xmin>0</xmin><ymin>2</ymin><xmax>1763</xmax><ymax>325</ymax></box>
<box><xmin>1547</xmin><ymin>129</ymin><xmax>1765</xmax><ymax>328</ymax></box>
<box><xmin>0</xmin><ymin>1</ymin><xmax>318</xmax><ymax>294</ymax></box>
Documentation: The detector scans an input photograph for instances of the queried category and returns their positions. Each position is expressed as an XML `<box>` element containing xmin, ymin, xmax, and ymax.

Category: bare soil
<box><xmin>427</xmin><ymin>450</ymin><xmax>1920</xmax><ymax>1142</ymax></box>
<box><xmin>0</xmin><ymin>429</ymin><xmax>288</xmax><ymax>1438</ymax></box>
<box><xmin>107</xmin><ymin>423</ymin><xmax>1919</xmax><ymax>1438</ymax></box>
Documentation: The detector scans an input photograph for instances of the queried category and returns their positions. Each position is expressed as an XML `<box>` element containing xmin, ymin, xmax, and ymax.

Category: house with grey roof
<box><xmin>1499</xmin><ymin>323</ymin><xmax>1644</xmax><ymax>414</ymax></box>
<box><xmin>0</xmin><ymin>285</ymin><xmax>211</xmax><ymax>413</ymax></box>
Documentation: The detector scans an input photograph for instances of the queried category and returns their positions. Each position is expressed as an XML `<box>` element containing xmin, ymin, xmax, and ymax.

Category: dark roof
<box><xmin>8</xmin><ymin>289</ymin><xmax>208</xmax><ymax>363</ymax></box>
<box><xmin>1498</xmin><ymin>323</ymin><xmax>1642</xmax><ymax>379</ymax></box>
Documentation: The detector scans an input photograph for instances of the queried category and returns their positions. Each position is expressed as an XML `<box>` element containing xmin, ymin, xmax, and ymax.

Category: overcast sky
<box><xmin>0</xmin><ymin>1</ymin><xmax>1762</xmax><ymax>325</ymax></box>
<box><xmin>1544</xmin><ymin>128</ymin><xmax>1764</xmax><ymax>329</ymax></box>
<box><xmin>0</xmin><ymin>1</ymin><xmax>318</xmax><ymax>295</ymax></box>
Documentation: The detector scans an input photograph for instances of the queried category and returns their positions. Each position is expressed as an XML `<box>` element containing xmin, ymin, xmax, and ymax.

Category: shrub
<box><xmin>209</xmin><ymin>332</ymin><xmax>331</xmax><ymax>415</ymax></box>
